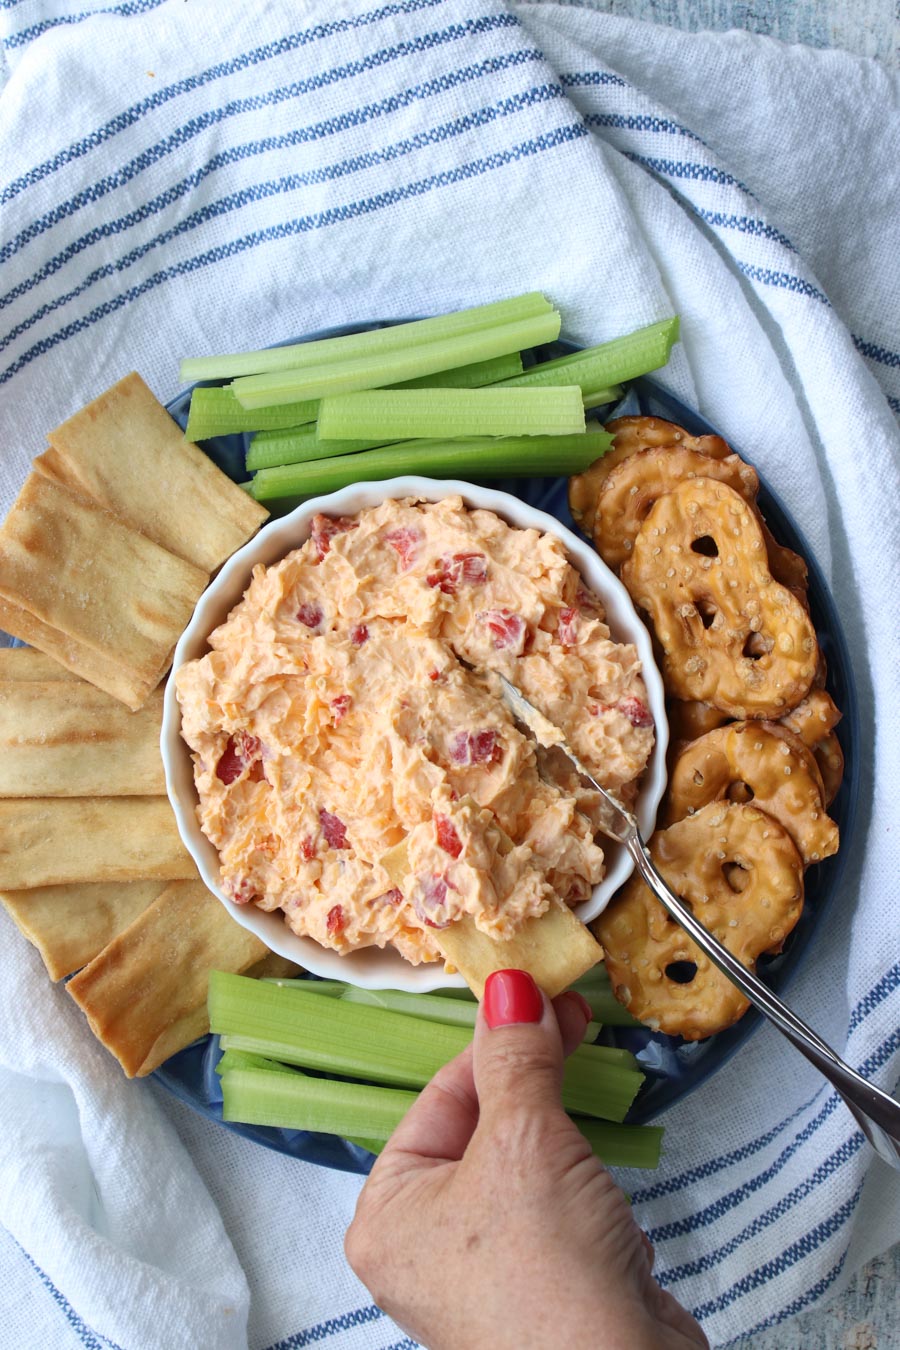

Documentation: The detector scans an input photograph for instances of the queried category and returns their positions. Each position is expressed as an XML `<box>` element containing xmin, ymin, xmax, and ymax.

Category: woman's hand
<box><xmin>345</xmin><ymin>968</ymin><xmax>708</xmax><ymax>1350</ymax></box>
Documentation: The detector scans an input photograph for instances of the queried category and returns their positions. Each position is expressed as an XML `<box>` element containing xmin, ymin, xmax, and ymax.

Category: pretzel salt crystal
<box><xmin>665</xmin><ymin>721</ymin><xmax>839</xmax><ymax>866</ymax></box>
<box><xmin>595</xmin><ymin>801</ymin><xmax>804</xmax><ymax>1040</ymax></box>
<box><xmin>621</xmin><ymin>478</ymin><xmax>818</xmax><ymax>718</ymax></box>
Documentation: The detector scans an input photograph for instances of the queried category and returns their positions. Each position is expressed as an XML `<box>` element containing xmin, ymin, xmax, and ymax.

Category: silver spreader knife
<box><xmin>498</xmin><ymin>674</ymin><xmax>900</xmax><ymax>1169</ymax></box>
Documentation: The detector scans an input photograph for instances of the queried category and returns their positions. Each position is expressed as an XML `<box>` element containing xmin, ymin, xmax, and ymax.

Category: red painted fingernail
<box><xmin>483</xmin><ymin>969</ymin><xmax>543</xmax><ymax>1028</ymax></box>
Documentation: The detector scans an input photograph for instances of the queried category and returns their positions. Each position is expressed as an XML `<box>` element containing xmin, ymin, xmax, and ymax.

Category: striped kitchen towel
<box><xmin>1</xmin><ymin>2</ymin><xmax>898</xmax><ymax>1348</ymax></box>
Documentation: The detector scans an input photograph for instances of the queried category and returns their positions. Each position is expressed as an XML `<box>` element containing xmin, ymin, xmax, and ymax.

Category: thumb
<box><xmin>472</xmin><ymin>969</ymin><xmax>571</xmax><ymax>1126</ymax></box>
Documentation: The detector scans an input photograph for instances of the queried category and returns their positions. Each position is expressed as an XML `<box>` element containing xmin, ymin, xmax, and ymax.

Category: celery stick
<box><xmin>345</xmin><ymin>1136</ymin><xmax>385</xmax><ymax>1155</ymax></box>
<box><xmin>210</xmin><ymin>973</ymin><xmax>641</xmax><ymax>1121</ymax></box>
<box><xmin>219</xmin><ymin>1068</ymin><xmax>659</xmax><ymax>1167</ymax></box>
<box><xmin>246</xmin><ymin>426</ymin><xmax>389</xmax><ymax>471</ymax></box>
<box><xmin>248</xmin><ymin>430</ymin><xmax>613</xmax><ymax>502</ymax></box>
<box><xmin>185</xmin><ymin>386</ymin><xmax>319</xmax><ymax>440</ymax></box>
<box><xmin>501</xmin><ymin>318</ymin><xmax>678</xmax><ymax>393</ymax></box>
<box><xmin>189</xmin><ymin>355</ymin><xmax>524</xmax><ymax>445</ymax></box>
<box><xmin>220</xmin><ymin>1066</ymin><xmax>418</xmax><ymax>1137</ymax></box>
<box><xmin>180</xmin><ymin>293</ymin><xmax>553</xmax><ymax>384</ymax></box>
<box><xmin>317</xmin><ymin>387</ymin><xmax>585</xmax><ymax>441</ymax></box>
<box><xmin>575</xmin><ymin>1119</ymin><xmax>663</xmax><ymax>1170</ymax></box>
<box><xmin>341</xmin><ymin>987</ymin><xmax>478</xmax><ymax>1028</ymax></box>
<box><xmin>216</xmin><ymin>1049</ymin><xmax>299</xmax><ymax>1076</ymax></box>
<box><xmin>211</xmin><ymin>973</ymin><xmax>471</xmax><ymax>1089</ymax></box>
<box><xmin>395</xmin><ymin>350</ymin><xmax>523</xmax><ymax>389</ymax></box>
<box><xmin>232</xmin><ymin>312</ymin><xmax>561</xmax><ymax>408</ymax></box>
<box><xmin>582</xmin><ymin>385</ymin><xmax>624</xmax><ymax>410</ymax></box>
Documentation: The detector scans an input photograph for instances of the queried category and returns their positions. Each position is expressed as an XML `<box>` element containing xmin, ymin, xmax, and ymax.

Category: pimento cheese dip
<box><xmin>175</xmin><ymin>497</ymin><xmax>654</xmax><ymax>964</ymax></box>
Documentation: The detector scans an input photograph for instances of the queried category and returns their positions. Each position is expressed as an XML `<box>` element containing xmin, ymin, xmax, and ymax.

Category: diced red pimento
<box><xmin>224</xmin><ymin>876</ymin><xmax>256</xmax><ymax>905</ymax></box>
<box><xmin>215</xmin><ymin>731</ymin><xmax>262</xmax><ymax>785</ymax></box>
<box><xmin>434</xmin><ymin>813</ymin><xmax>463</xmax><ymax>859</ymax></box>
<box><xmin>412</xmin><ymin>874</ymin><xmax>452</xmax><ymax>929</ymax></box>
<box><xmin>326</xmin><ymin>904</ymin><xmax>345</xmax><ymax>935</ymax></box>
<box><xmin>300</xmin><ymin>835</ymin><xmax>317</xmax><ymax>862</ymax></box>
<box><xmin>479</xmin><ymin>609</ymin><xmax>527</xmax><ymax>653</ymax></box>
<box><xmin>349</xmin><ymin>623</ymin><xmax>369</xmax><ymax>645</ymax></box>
<box><xmin>617</xmin><ymin>696</ymin><xmax>653</xmax><ymax>729</ymax></box>
<box><xmin>426</xmin><ymin>551</ymin><xmax>488</xmax><ymax>594</ymax></box>
<box><xmin>377</xmin><ymin>887</ymin><xmax>404</xmax><ymax>907</ymax></box>
<box><xmin>448</xmin><ymin>728</ymin><xmax>502</xmax><ymax>767</ymax></box>
<box><xmin>311</xmin><ymin>513</ymin><xmax>357</xmax><ymax>561</ymax></box>
<box><xmin>330</xmin><ymin>694</ymin><xmax>351</xmax><ymax>724</ymax></box>
<box><xmin>384</xmin><ymin>526</ymin><xmax>422</xmax><ymax>570</ymax></box>
<box><xmin>319</xmin><ymin>808</ymin><xmax>348</xmax><ymax>849</ymax></box>
<box><xmin>296</xmin><ymin>601</ymin><xmax>324</xmax><ymax>629</ymax></box>
<box><xmin>557</xmin><ymin>606</ymin><xmax>579</xmax><ymax>647</ymax></box>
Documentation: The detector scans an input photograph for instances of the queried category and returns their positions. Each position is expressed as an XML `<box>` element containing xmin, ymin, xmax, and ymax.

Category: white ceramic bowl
<box><xmin>161</xmin><ymin>477</ymin><xmax>668</xmax><ymax>991</ymax></box>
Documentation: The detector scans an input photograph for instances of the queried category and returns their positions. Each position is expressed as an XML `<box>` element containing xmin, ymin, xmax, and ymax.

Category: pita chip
<box><xmin>0</xmin><ymin>646</ymin><xmax>81</xmax><ymax>680</ymax></box>
<box><xmin>0</xmin><ymin>472</ymin><xmax>207</xmax><ymax>708</ymax></box>
<box><xmin>45</xmin><ymin>372</ymin><xmax>268</xmax><ymax>572</ymax></box>
<box><xmin>67</xmin><ymin>879</ymin><xmax>270</xmax><ymax>1077</ymax></box>
<box><xmin>0</xmin><ymin>879</ymin><xmax>168</xmax><ymax>980</ymax></box>
<box><xmin>0</xmin><ymin>681</ymin><xmax>165</xmax><ymax>796</ymax></box>
<box><xmin>0</xmin><ymin>797</ymin><xmax>196</xmax><ymax>889</ymax></box>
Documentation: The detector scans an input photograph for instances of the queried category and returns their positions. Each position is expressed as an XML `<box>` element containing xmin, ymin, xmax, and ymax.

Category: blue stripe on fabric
<box><xmin>737</xmin><ymin>260</ymin><xmax>830</xmax><ymax>305</ymax></box>
<box><xmin>0</xmin><ymin>71</ymin><xmax>554</xmax><ymax>347</ymax></box>
<box><xmin>0</xmin><ymin>0</ymin><xmax>448</xmax><ymax>205</ymax></box>
<box><xmin>626</xmin><ymin>150</ymin><xmax>750</xmax><ymax>193</ymax></box>
<box><xmin>696</xmin><ymin>208</ymin><xmax>797</xmax><ymax>252</ymax></box>
<box><xmin>849</xmin><ymin>960</ymin><xmax>900</xmax><ymax>1032</ymax></box>
<box><xmin>0</xmin><ymin>10</ymin><xmax>518</xmax><ymax>263</ymax></box>
<box><xmin>559</xmin><ymin>69</ymin><xmax>625</xmax><ymax>88</ymax></box>
<box><xmin>2</xmin><ymin>0</ymin><xmax>166</xmax><ymax>51</ymax></box>
<box><xmin>634</xmin><ymin>964</ymin><xmax>900</xmax><ymax>1206</ymax></box>
<box><xmin>263</xmin><ymin>1304</ymin><xmax>384</xmax><ymax>1350</ymax></box>
<box><xmin>11</xmin><ymin>1236</ymin><xmax>125</xmax><ymax>1349</ymax></box>
<box><xmin>647</xmin><ymin>1024</ymin><xmax>900</xmax><ymax>1244</ymax></box>
<box><xmin>690</xmin><ymin>1185</ymin><xmax>863</xmax><ymax>1322</ymax></box>
<box><xmin>659</xmin><ymin>1133</ymin><xmax>863</xmax><ymax>1287</ymax></box>
<box><xmin>888</xmin><ymin>395</ymin><xmax>900</xmax><ymax>414</ymax></box>
<box><xmin>853</xmin><ymin>335</ymin><xmax>900</xmax><ymax>369</ymax></box>
<box><xmin>583</xmin><ymin>110</ymin><xmax>705</xmax><ymax>145</ymax></box>
<box><xmin>0</xmin><ymin>47</ymin><xmax>542</xmax><ymax>314</ymax></box>
<box><xmin>721</xmin><ymin>1254</ymin><xmax>847</xmax><ymax>1348</ymax></box>
<box><xmin>0</xmin><ymin>121</ymin><xmax>588</xmax><ymax>385</ymax></box>
<box><xmin>630</xmin><ymin>1083</ymin><xmax>827</xmax><ymax>1205</ymax></box>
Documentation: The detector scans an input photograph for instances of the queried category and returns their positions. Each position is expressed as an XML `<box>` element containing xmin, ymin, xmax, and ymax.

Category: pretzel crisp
<box><xmin>621</xmin><ymin>478</ymin><xmax>818</xmax><ymax>717</ymax></box>
<box><xmin>569</xmin><ymin>416</ymin><xmax>735</xmax><ymax>539</ymax></box>
<box><xmin>665</xmin><ymin>721</ymin><xmax>839</xmax><ymax>866</ymax></box>
<box><xmin>588</xmin><ymin>446</ymin><xmax>759</xmax><ymax>570</ymax></box>
<box><xmin>595</xmin><ymin>801</ymin><xmax>804</xmax><ymax>1039</ymax></box>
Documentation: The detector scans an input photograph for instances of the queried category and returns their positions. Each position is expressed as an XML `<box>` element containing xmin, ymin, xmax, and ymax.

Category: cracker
<box><xmin>0</xmin><ymin>646</ymin><xmax>81</xmax><ymax>680</ymax></box>
<box><xmin>0</xmin><ymin>880</ymin><xmax>167</xmax><ymax>980</ymax></box>
<box><xmin>381</xmin><ymin>840</ymin><xmax>601</xmax><ymax>999</ymax></box>
<box><xmin>0</xmin><ymin>472</ymin><xmax>207</xmax><ymax>708</ymax></box>
<box><xmin>0</xmin><ymin>797</ymin><xmax>196</xmax><ymax>889</ymax></box>
<box><xmin>67</xmin><ymin>879</ymin><xmax>269</xmax><ymax>1077</ymax></box>
<box><xmin>45</xmin><ymin>372</ymin><xmax>268</xmax><ymax>572</ymax></box>
<box><xmin>0</xmin><ymin>681</ymin><xmax>165</xmax><ymax>796</ymax></box>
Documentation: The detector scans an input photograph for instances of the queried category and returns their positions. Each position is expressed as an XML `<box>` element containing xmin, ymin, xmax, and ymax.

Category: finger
<box><xmin>473</xmin><ymin>969</ymin><xmax>567</xmax><ymax>1126</ymax></box>
<box><xmin>551</xmin><ymin>989</ymin><xmax>593</xmax><ymax>1058</ymax></box>
<box><xmin>375</xmin><ymin>1042</ymin><xmax>478</xmax><ymax>1168</ymax></box>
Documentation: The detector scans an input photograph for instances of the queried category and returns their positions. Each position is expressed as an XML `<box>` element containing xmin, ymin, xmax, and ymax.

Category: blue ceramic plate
<box><xmin>151</xmin><ymin>328</ymin><xmax>859</xmax><ymax>1173</ymax></box>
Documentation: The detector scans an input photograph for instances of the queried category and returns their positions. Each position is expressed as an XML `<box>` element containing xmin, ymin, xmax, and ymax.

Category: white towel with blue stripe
<box><xmin>1</xmin><ymin>2</ymin><xmax>899</xmax><ymax>1347</ymax></box>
